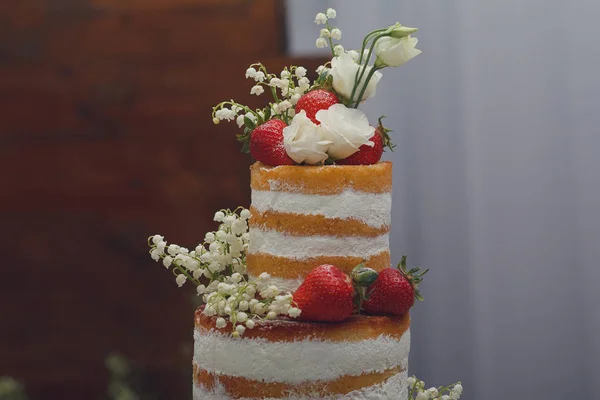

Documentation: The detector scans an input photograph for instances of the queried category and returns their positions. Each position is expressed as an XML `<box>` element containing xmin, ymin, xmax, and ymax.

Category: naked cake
<box><xmin>147</xmin><ymin>7</ymin><xmax>464</xmax><ymax>400</ymax></box>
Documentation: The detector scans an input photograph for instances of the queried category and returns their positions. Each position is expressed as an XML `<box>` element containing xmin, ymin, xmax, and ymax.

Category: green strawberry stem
<box><xmin>397</xmin><ymin>255</ymin><xmax>428</xmax><ymax>301</ymax></box>
<box><xmin>351</xmin><ymin>263</ymin><xmax>379</xmax><ymax>287</ymax></box>
<box><xmin>377</xmin><ymin>116</ymin><xmax>396</xmax><ymax>152</ymax></box>
<box><xmin>351</xmin><ymin>263</ymin><xmax>379</xmax><ymax>312</ymax></box>
<box><xmin>354</xmin><ymin>286</ymin><xmax>368</xmax><ymax>312</ymax></box>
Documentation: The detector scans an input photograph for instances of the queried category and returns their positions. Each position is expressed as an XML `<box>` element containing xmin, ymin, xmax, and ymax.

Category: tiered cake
<box><xmin>192</xmin><ymin>162</ymin><xmax>410</xmax><ymax>399</ymax></box>
<box><xmin>147</xmin><ymin>7</ymin><xmax>444</xmax><ymax>400</ymax></box>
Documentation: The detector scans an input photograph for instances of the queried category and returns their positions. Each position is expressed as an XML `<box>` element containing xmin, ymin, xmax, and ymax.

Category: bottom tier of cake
<box><xmin>193</xmin><ymin>308</ymin><xmax>411</xmax><ymax>399</ymax></box>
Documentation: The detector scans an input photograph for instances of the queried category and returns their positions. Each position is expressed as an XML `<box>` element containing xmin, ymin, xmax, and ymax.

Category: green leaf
<box><xmin>244</xmin><ymin>116</ymin><xmax>256</xmax><ymax>130</ymax></box>
<box><xmin>263</xmin><ymin>107</ymin><xmax>271</xmax><ymax>121</ymax></box>
<box><xmin>241</xmin><ymin>141</ymin><xmax>250</xmax><ymax>154</ymax></box>
<box><xmin>316</xmin><ymin>69</ymin><xmax>330</xmax><ymax>85</ymax></box>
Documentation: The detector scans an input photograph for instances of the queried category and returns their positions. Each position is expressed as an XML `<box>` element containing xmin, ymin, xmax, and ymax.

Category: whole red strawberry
<box><xmin>250</xmin><ymin>119</ymin><xmax>296</xmax><ymax>166</ymax></box>
<box><xmin>362</xmin><ymin>256</ymin><xmax>428</xmax><ymax>316</ymax></box>
<box><xmin>336</xmin><ymin>128</ymin><xmax>384</xmax><ymax>165</ymax></box>
<box><xmin>295</xmin><ymin>89</ymin><xmax>339</xmax><ymax>124</ymax></box>
<box><xmin>292</xmin><ymin>264</ymin><xmax>355</xmax><ymax>322</ymax></box>
<box><xmin>336</xmin><ymin>117</ymin><xmax>395</xmax><ymax>165</ymax></box>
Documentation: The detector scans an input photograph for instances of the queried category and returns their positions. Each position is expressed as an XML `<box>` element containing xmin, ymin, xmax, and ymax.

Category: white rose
<box><xmin>329</xmin><ymin>52</ymin><xmax>382</xmax><ymax>103</ymax></box>
<box><xmin>283</xmin><ymin>111</ymin><xmax>332</xmax><ymax>165</ymax></box>
<box><xmin>374</xmin><ymin>35</ymin><xmax>421</xmax><ymax>67</ymax></box>
<box><xmin>316</xmin><ymin>104</ymin><xmax>375</xmax><ymax>160</ymax></box>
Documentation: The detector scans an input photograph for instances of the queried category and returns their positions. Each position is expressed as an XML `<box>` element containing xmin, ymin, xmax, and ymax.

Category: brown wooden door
<box><xmin>0</xmin><ymin>1</ymin><xmax>323</xmax><ymax>398</ymax></box>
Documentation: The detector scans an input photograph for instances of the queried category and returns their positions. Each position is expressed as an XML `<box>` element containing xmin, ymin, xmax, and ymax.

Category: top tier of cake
<box><xmin>247</xmin><ymin>161</ymin><xmax>393</xmax><ymax>292</ymax></box>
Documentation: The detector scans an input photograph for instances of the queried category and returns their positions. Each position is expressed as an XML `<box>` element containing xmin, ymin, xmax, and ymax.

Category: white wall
<box><xmin>287</xmin><ymin>1</ymin><xmax>600</xmax><ymax>399</ymax></box>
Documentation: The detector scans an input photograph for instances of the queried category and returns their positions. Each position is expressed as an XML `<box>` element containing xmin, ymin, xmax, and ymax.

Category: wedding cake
<box><xmin>148</xmin><ymin>8</ymin><xmax>463</xmax><ymax>400</ymax></box>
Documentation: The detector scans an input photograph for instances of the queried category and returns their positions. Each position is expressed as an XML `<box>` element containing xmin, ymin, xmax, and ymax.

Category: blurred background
<box><xmin>1</xmin><ymin>0</ymin><xmax>599</xmax><ymax>399</ymax></box>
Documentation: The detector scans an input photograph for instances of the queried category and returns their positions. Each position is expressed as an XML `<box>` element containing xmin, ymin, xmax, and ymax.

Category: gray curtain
<box><xmin>286</xmin><ymin>1</ymin><xmax>600</xmax><ymax>399</ymax></box>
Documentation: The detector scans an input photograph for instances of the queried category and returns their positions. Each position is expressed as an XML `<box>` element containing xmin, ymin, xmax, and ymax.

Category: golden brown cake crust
<box><xmin>250</xmin><ymin>161</ymin><xmax>392</xmax><ymax>194</ymax></box>
<box><xmin>249</xmin><ymin>206</ymin><xmax>390</xmax><ymax>237</ymax></box>
<box><xmin>194</xmin><ymin>308</ymin><xmax>410</xmax><ymax>342</ymax></box>
<box><xmin>246</xmin><ymin>251</ymin><xmax>390</xmax><ymax>279</ymax></box>
<box><xmin>193</xmin><ymin>363</ymin><xmax>403</xmax><ymax>398</ymax></box>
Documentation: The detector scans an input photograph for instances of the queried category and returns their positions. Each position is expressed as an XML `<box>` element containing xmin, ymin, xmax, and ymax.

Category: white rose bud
<box><xmin>329</xmin><ymin>52</ymin><xmax>382</xmax><ymax>103</ymax></box>
<box><xmin>316</xmin><ymin>104</ymin><xmax>375</xmax><ymax>160</ymax></box>
<box><xmin>283</xmin><ymin>111</ymin><xmax>332</xmax><ymax>165</ymax></box>
<box><xmin>374</xmin><ymin>35</ymin><xmax>421</xmax><ymax>68</ymax></box>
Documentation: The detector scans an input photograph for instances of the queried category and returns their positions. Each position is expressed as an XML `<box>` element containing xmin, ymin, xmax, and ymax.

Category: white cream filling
<box><xmin>193</xmin><ymin>328</ymin><xmax>410</xmax><ymax>384</ymax></box>
<box><xmin>248</xmin><ymin>229</ymin><xmax>389</xmax><ymax>259</ymax></box>
<box><xmin>248</xmin><ymin>274</ymin><xmax>305</xmax><ymax>293</ymax></box>
<box><xmin>251</xmin><ymin>189</ymin><xmax>391</xmax><ymax>229</ymax></box>
<box><xmin>192</xmin><ymin>369</ymin><xmax>408</xmax><ymax>400</ymax></box>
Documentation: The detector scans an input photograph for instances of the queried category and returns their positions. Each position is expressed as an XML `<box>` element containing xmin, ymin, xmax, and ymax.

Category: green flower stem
<box><xmin>350</xmin><ymin>32</ymin><xmax>388</xmax><ymax>105</ymax></box>
<box><xmin>250</xmin><ymin>63</ymin><xmax>281</xmax><ymax>105</ymax></box>
<box><xmin>358</xmin><ymin>28</ymin><xmax>388</xmax><ymax>64</ymax></box>
<box><xmin>269</xmin><ymin>85</ymin><xmax>280</xmax><ymax>104</ymax></box>
<box><xmin>212</xmin><ymin>101</ymin><xmax>259</xmax><ymax>119</ymax></box>
<box><xmin>408</xmin><ymin>379</ymin><xmax>418</xmax><ymax>399</ymax></box>
<box><xmin>325</xmin><ymin>21</ymin><xmax>336</xmax><ymax>57</ymax></box>
<box><xmin>172</xmin><ymin>264</ymin><xmax>201</xmax><ymax>286</ymax></box>
<box><xmin>353</xmin><ymin>66</ymin><xmax>382</xmax><ymax>108</ymax></box>
<box><xmin>231</xmin><ymin>282</ymin><xmax>252</xmax><ymax>317</ymax></box>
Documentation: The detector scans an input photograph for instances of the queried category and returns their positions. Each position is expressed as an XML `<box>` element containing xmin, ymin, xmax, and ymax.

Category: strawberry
<box><xmin>295</xmin><ymin>89</ymin><xmax>340</xmax><ymax>124</ymax></box>
<box><xmin>336</xmin><ymin>128</ymin><xmax>384</xmax><ymax>165</ymax></box>
<box><xmin>249</xmin><ymin>119</ymin><xmax>296</xmax><ymax>166</ymax></box>
<box><xmin>292</xmin><ymin>264</ymin><xmax>355</xmax><ymax>322</ymax></box>
<box><xmin>336</xmin><ymin>117</ymin><xmax>395</xmax><ymax>165</ymax></box>
<box><xmin>362</xmin><ymin>256</ymin><xmax>428</xmax><ymax>316</ymax></box>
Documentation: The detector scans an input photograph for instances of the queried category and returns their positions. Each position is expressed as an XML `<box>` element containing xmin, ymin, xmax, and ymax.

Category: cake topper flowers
<box><xmin>212</xmin><ymin>8</ymin><xmax>420</xmax><ymax>166</ymax></box>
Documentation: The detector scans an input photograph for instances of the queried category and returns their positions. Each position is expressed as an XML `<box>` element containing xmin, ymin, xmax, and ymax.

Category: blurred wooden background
<box><xmin>0</xmin><ymin>0</ymin><xmax>323</xmax><ymax>398</ymax></box>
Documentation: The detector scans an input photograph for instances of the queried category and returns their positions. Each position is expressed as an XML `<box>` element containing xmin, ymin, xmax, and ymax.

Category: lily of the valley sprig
<box><xmin>407</xmin><ymin>376</ymin><xmax>463</xmax><ymax>400</ymax></box>
<box><xmin>148</xmin><ymin>208</ymin><xmax>301</xmax><ymax>337</ymax></box>
<box><xmin>211</xmin><ymin>7</ymin><xmax>421</xmax><ymax>167</ymax></box>
<box><xmin>212</xmin><ymin>63</ymin><xmax>314</xmax><ymax>153</ymax></box>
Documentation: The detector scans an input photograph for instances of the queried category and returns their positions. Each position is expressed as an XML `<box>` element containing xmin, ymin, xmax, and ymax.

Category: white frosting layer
<box><xmin>193</xmin><ymin>328</ymin><xmax>410</xmax><ymax>384</ymax></box>
<box><xmin>248</xmin><ymin>228</ymin><xmax>389</xmax><ymax>259</ymax></box>
<box><xmin>251</xmin><ymin>189</ymin><xmax>392</xmax><ymax>229</ymax></box>
<box><xmin>192</xmin><ymin>370</ymin><xmax>408</xmax><ymax>400</ymax></box>
<box><xmin>248</xmin><ymin>274</ymin><xmax>305</xmax><ymax>292</ymax></box>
